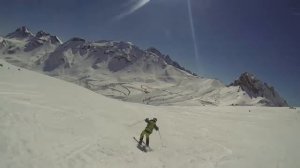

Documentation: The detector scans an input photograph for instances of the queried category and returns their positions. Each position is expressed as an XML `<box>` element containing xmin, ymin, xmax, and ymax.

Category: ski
<box><xmin>133</xmin><ymin>137</ymin><xmax>152</xmax><ymax>152</ymax></box>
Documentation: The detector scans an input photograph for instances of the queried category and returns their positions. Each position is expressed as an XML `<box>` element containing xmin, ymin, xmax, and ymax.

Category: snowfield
<box><xmin>0</xmin><ymin>59</ymin><xmax>299</xmax><ymax>168</ymax></box>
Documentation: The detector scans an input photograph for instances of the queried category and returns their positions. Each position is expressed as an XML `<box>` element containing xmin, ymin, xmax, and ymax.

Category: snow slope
<box><xmin>1</xmin><ymin>59</ymin><xmax>299</xmax><ymax>168</ymax></box>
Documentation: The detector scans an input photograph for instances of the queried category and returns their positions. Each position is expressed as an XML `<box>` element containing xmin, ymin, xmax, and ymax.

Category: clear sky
<box><xmin>0</xmin><ymin>0</ymin><xmax>299</xmax><ymax>106</ymax></box>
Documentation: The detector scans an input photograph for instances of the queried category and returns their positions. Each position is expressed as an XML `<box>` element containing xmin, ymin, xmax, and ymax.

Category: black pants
<box><xmin>139</xmin><ymin>130</ymin><xmax>151</xmax><ymax>146</ymax></box>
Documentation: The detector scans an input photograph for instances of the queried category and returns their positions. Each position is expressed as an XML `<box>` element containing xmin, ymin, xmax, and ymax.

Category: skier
<box><xmin>139</xmin><ymin>118</ymin><xmax>159</xmax><ymax>147</ymax></box>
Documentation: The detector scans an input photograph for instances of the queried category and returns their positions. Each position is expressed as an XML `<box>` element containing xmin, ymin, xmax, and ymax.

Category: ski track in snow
<box><xmin>0</xmin><ymin>59</ymin><xmax>300</xmax><ymax>168</ymax></box>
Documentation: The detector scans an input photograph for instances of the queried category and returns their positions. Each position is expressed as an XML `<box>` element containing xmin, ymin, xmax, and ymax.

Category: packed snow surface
<box><xmin>0</xmin><ymin>59</ymin><xmax>299</xmax><ymax>168</ymax></box>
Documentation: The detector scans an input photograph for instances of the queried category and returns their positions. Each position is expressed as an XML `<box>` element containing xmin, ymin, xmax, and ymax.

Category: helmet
<box><xmin>153</xmin><ymin>118</ymin><xmax>157</xmax><ymax>122</ymax></box>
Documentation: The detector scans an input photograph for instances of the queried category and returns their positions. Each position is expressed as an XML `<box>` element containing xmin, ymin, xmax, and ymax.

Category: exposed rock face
<box><xmin>230</xmin><ymin>72</ymin><xmax>288</xmax><ymax>107</ymax></box>
<box><xmin>0</xmin><ymin>37</ymin><xmax>8</xmax><ymax>49</ymax></box>
<box><xmin>5</xmin><ymin>26</ymin><xmax>34</xmax><ymax>40</ymax></box>
<box><xmin>24</xmin><ymin>31</ymin><xmax>62</xmax><ymax>52</ymax></box>
<box><xmin>146</xmin><ymin>47</ymin><xmax>197</xmax><ymax>76</ymax></box>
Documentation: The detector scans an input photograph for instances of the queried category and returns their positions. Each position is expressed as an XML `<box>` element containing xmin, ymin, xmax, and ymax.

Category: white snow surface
<box><xmin>1</xmin><ymin>59</ymin><xmax>300</xmax><ymax>168</ymax></box>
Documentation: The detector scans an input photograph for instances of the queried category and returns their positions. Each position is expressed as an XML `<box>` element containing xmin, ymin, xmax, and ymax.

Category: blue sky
<box><xmin>0</xmin><ymin>0</ymin><xmax>299</xmax><ymax>106</ymax></box>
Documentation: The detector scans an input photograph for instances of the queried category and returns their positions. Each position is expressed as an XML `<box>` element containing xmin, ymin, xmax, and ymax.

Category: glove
<box><xmin>145</xmin><ymin>118</ymin><xmax>149</xmax><ymax>122</ymax></box>
<box><xmin>156</xmin><ymin>127</ymin><xmax>159</xmax><ymax>131</ymax></box>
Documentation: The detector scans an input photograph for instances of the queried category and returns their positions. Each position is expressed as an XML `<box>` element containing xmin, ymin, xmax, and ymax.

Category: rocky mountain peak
<box><xmin>22</xmin><ymin>30</ymin><xmax>62</xmax><ymax>52</ymax></box>
<box><xmin>147</xmin><ymin>47</ymin><xmax>163</xmax><ymax>57</ymax></box>
<box><xmin>36</xmin><ymin>31</ymin><xmax>50</xmax><ymax>38</ymax></box>
<box><xmin>146</xmin><ymin>47</ymin><xmax>197</xmax><ymax>76</ymax></box>
<box><xmin>17</xmin><ymin>26</ymin><xmax>31</xmax><ymax>34</ymax></box>
<box><xmin>35</xmin><ymin>31</ymin><xmax>61</xmax><ymax>44</ymax></box>
<box><xmin>230</xmin><ymin>72</ymin><xmax>288</xmax><ymax>106</ymax></box>
<box><xmin>230</xmin><ymin>72</ymin><xmax>268</xmax><ymax>96</ymax></box>
<box><xmin>5</xmin><ymin>26</ymin><xmax>34</xmax><ymax>40</ymax></box>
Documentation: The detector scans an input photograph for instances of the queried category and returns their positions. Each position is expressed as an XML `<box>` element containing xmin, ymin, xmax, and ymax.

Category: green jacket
<box><xmin>144</xmin><ymin>118</ymin><xmax>159</xmax><ymax>134</ymax></box>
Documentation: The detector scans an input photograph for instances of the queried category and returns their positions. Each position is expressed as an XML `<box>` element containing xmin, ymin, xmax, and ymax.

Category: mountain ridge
<box><xmin>0</xmin><ymin>26</ymin><xmax>288</xmax><ymax>107</ymax></box>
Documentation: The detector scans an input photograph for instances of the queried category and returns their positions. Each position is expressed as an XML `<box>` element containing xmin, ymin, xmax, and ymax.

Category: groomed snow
<box><xmin>0</xmin><ymin>59</ymin><xmax>299</xmax><ymax>168</ymax></box>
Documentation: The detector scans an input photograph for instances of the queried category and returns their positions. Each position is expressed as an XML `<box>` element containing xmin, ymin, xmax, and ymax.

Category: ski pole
<box><xmin>158</xmin><ymin>130</ymin><xmax>166</xmax><ymax>147</ymax></box>
<box><xmin>128</xmin><ymin>120</ymin><xmax>144</xmax><ymax>127</ymax></box>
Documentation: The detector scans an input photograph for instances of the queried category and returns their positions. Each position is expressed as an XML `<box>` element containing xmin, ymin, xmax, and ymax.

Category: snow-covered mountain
<box><xmin>0</xmin><ymin>27</ymin><xmax>288</xmax><ymax>107</ymax></box>
<box><xmin>0</xmin><ymin>27</ymin><xmax>61</xmax><ymax>68</ymax></box>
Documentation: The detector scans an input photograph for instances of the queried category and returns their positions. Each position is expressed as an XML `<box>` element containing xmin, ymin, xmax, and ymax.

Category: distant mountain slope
<box><xmin>0</xmin><ymin>27</ymin><xmax>288</xmax><ymax>107</ymax></box>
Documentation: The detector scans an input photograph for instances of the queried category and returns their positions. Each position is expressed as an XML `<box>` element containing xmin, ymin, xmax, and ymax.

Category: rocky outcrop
<box><xmin>230</xmin><ymin>72</ymin><xmax>288</xmax><ymax>107</ymax></box>
<box><xmin>5</xmin><ymin>26</ymin><xmax>34</xmax><ymax>40</ymax></box>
